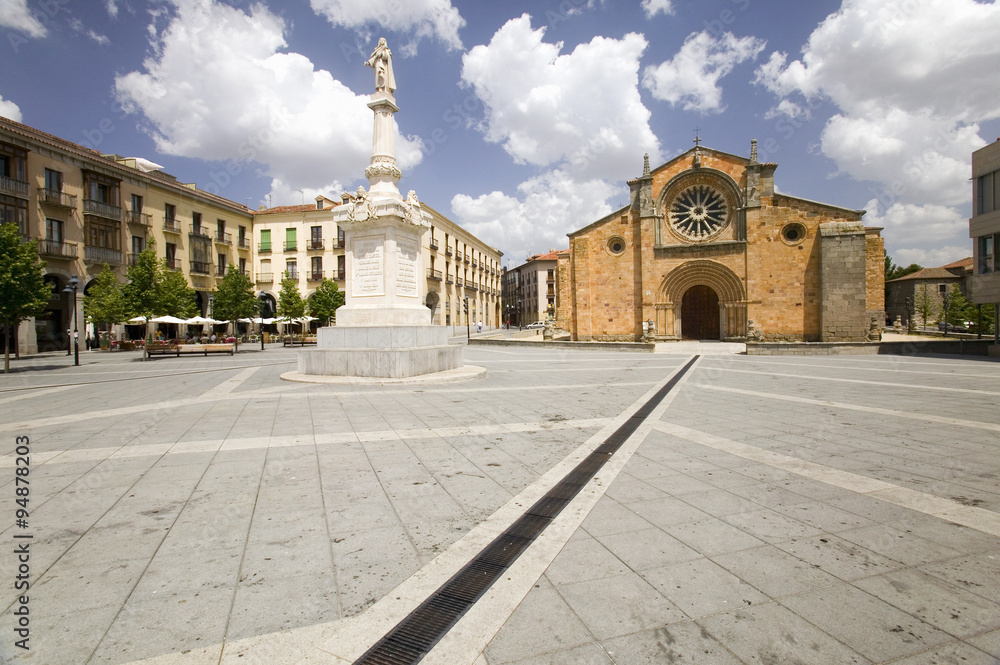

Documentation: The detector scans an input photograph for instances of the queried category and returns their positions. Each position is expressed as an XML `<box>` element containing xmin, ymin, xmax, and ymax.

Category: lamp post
<box><xmin>517</xmin><ymin>299</ymin><xmax>522</xmax><ymax>331</ymax></box>
<box><xmin>63</xmin><ymin>274</ymin><xmax>80</xmax><ymax>367</ymax></box>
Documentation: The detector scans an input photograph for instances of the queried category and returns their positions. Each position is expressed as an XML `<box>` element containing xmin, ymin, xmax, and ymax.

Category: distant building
<box><xmin>970</xmin><ymin>138</ymin><xmax>1000</xmax><ymax>348</ymax></box>
<box><xmin>0</xmin><ymin>116</ymin><xmax>253</xmax><ymax>354</ymax></box>
<box><xmin>502</xmin><ymin>250</ymin><xmax>563</xmax><ymax>327</ymax></box>
<box><xmin>254</xmin><ymin>197</ymin><xmax>503</xmax><ymax>328</ymax></box>
<box><xmin>558</xmin><ymin>142</ymin><xmax>884</xmax><ymax>342</ymax></box>
<box><xmin>885</xmin><ymin>259</ymin><xmax>971</xmax><ymax>328</ymax></box>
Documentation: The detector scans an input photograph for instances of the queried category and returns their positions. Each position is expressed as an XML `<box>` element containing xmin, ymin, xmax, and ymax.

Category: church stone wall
<box><xmin>865</xmin><ymin>230</ymin><xmax>886</xmax><ymax>324</ymax></box>
<box><xmin>820</xmin><ymin>222</ymin><xmax>869</xmax><ymax>341</ymax></box>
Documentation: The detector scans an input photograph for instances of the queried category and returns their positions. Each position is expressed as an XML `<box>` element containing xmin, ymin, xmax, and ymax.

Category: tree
<box><xmin>213</xmin><ymin>266</ymin><xmax>259</xmax><ymax>349</ymax></box>
<box><xmin>0</xmin><ymin>223</ymin><xmax>50</xmax><ymax>373</ymax></box>
<box><xmin>914</xmin><ymin>283</ymin><xmax>936</xmax><ymax>330</ymax></box>
<box><xmin>156</xmin><ymin>267</ymin><xmax>198</xmax><ymax>318</ymax></box>
<box><xmin>83</xmin><ymin>264</ymin><xmax>126</xmax><ymax>338</ymax></box>
<box><xmin>307</xmin><ymin>278</ymin><xmax>344</xmax><ymax>326</ymax></box>
<box><xmin>943</xmin><ymin>284</ymin><xmax>970</xmax><ymax>328</ymax></box>
<box><xmin>123</xmin><ymin>246</ymin><xmax>162</xmax><ymax>335</ymax></box>
<box><xmin>885</xmin><ymin>251</ymin><xmax>923</xmax><ymax>281</ymax></box>
<box><xmin>277</xmin><ymin>272</ymin><xmax>306</xmax><ymax>332</ymax></box>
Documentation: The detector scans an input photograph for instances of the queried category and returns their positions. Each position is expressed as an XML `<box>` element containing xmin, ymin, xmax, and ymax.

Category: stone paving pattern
<box><xmin>0</xmin><ymin>344</ymin><xmax>997</xmax><ymax>664</ymax></box>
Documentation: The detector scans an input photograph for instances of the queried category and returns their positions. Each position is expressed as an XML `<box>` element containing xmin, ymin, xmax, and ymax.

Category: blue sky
<box><xmin>2</xmin><ymin>0</ymin><xmax>999</xmax><ymax>267</ymax></box>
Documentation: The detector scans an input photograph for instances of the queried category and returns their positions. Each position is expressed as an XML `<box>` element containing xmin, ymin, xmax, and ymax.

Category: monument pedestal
<box><xmin>298</xmin><ymin>325</ymin><xmax>462</xmax><ymax>378</ymax></box>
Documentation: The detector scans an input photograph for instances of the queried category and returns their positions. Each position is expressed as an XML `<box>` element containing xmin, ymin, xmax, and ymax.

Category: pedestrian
<box><xmin>478</xmin><ymin>320</ymin><xmax>482</xmax><ymax>333</ymax></box>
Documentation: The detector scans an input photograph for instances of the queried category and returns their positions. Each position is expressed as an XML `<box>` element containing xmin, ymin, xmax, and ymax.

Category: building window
<box><xmin>165</xmin><ymin>242</ymin><xmax>177</xmax><ymax>268</ymax></box>
<box><xmin>239</xmin><ymin>257</ymin><xmax>247</xmax><ymax>275</ymax></box>
<box><xmin>337</xmin><ymin>225</ymin><xmax>345</xmax><ymax>248</ymax></box>
<box><xmin>44</xmin><ymin>168</ymin><xmax>62</xmax><ymax>193</ymax></box>
<box><xmin>979</xmin><ymin>235</ymin><xmax>995</xmax><ymax>274</ymax></box>
<box><xmin>217</xmin><ymin>219</ymin><xmax>226</xmax><ymax>238</ymax></box>
<box><xmin>286</xmin><ymin>260</ymin><xmax>298</xmax><ymax>279</ymax></box>
<box><xmin>285</xmin><ymin>227</ymin><xmax>297</xmax><ymax>251</ymax></box>
<box><xmin>86</xmin><ymin>218</ymin><xmax>120</xmax><ymax>249</ymax></box>
<box><xmin>192</xmin><ymin>212</ymin><xmax>203</xmax><ymax>235</ymax></box>
<box><xmin>46</xmin><ymin>218</ymin><xmax>64</xmax><ymax>242</ymax></box>
<box><xmin>218</xmin><ymin>253</ymin><xmax>227</xmax><ymax>275</ymax></box>
<box><xmin>165</xmin><ymin>202</ymin><xmax>177</xmax><ymax>227</ymax></box>
<box><xmin>938</xmin><ymin>284</ymin><xmax>947</xmax><ymax>294</ymax></box>
<box><xmin>337</xmin><ymin>254</ymin><xmax>345</xmax><ymax>280</ymax></box>
<box><xmin>978</xmin><ymin>171</ymin><xmax>998</xmax><ymax>215</ymax></box>
<box><xmin>131</xmin><ymin>193</ymin><xmax>143</xmax><ymax>213</ymax></box>
<box><xmin>85</xmin><ymin>173</ymin><xmax>119</xmax><ymax>204</ymax></box>
<box><xmin>260</xmin><ymin>228</ymin><xmax>271</xmax><ymax>252</ymax></box>
<box><xmin>0</xmin><ymin>144</ymin><xmax>27</xmax><ymax>181</ymax></box>
<box><xmin>311</xmin><ymin>256</ymin><xmax>322</xmax><ymax>278</ymax></box>
<box><xmin>132</xmin><ymin>235</ymin><xmax>144</xmax><ymax>257</ymax></box>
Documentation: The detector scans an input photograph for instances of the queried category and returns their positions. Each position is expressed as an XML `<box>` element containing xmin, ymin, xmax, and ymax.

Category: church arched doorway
<box><xmin>680</xmin><ymin>285</ymin><xmax>719</xmax><ymax>340</ymax></box>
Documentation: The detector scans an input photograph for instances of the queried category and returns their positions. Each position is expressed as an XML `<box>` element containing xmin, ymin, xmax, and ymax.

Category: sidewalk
<box><xmin>0</xmin><ymin>346</ymin><xmax>998</xmax><ymax>664</ymax></box>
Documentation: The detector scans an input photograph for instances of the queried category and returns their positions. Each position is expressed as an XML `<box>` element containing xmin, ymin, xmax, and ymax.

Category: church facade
<box><xmin>557</xmin><ymin>142</ymin><xmax>884</xmax><ymax>342</ymax></box>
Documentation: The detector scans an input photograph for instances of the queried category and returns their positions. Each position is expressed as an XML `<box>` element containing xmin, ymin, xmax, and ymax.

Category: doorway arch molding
<box><xmin>655</xmin><ymin>260</ymin><xmax>747</xmax><ymax>340</ymax></box>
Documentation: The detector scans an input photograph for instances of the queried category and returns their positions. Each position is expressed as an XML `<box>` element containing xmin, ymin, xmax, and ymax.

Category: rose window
<box><xmin>668</xmin><ymin>185</ymin><xmax>728</xmax><ymax>240</ymax></box>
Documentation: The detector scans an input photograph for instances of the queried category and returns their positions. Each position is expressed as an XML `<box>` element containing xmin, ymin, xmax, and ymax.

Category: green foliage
<box><xmin>884</xmin><ymin>251</ymin><xmax>923</xmax><ymax>281</ymax></box>
<box><xmin>123</xmin><ymin>246</ymin><xmax>162</xmax><ymax>320</ymax></box>
<box><xmin>914</xmin><ymin>283</ymin><xmax>936</xmax><ymax>329</ymax></box>
<box><xmin>307</xmin><ymin>278</ymin><xmax>344</xmax><ymax>326</ymax></box>
<box><xmin>943</xmin><ymin>284</ymin><xmax>970</xmax><ymax>327</ymax></box>
<box><xmin>0</xmin><ymin>223</ymin><xmax>50</xmax><ymax>372</ymax></box>
<box><xmin>277</xmin><ymin>272</ymin><xmax>306</xmax><ymax>321</ymax></box>
<box><xmin>156</xmin><ymin>267</ymin><xmax>198</xmax><ymax>318</ymax></box>
<box><xmin>212</xmin><ymin>266</ymin><xmax>259</xmax><ymax>324</ymax></box>
<box><xmin>83</xmin><ymin>264</ymin><xmax>126</xmax><ymax>329</ymax></box>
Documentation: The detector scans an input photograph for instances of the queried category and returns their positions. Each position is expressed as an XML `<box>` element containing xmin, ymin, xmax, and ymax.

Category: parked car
<box><xmin>525</xmin><ymin>321</ymin><xmax>546</xmax><ymax>329</ymax></box>
<box><xmin>937</xmin><ymin>321</ymin><xmax>967</xmax><ymax>332</ymax></box>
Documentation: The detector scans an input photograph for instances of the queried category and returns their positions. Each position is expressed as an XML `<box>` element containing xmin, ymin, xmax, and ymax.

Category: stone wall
<box><xmin>819</xmin><ymin>221</ymin><xmax>868</xmax><ymax>341</ymax></box>
<box><xmin>865</xmin><ymin>230</ymin><xmax>886</xmax><ymax>325</ymax></box>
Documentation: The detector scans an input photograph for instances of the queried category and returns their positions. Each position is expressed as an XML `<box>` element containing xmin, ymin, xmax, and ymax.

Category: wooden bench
<box><xmin>145</xmin><ymin>342</ymin><xmax>180</xmax><ymax>357</ymax></box>
<box><xmin>283</xmin><ymin>337</ymin><xmax>318</xmax><ymax>347</ymax></box>
<box><xmin>146</xmin><ymin>343</ymin><xmax>235</xmax><ymax>358</ymax></box>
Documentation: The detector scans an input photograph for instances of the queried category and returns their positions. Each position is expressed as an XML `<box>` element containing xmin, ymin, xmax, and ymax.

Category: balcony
<box><xmin>38</xmin><ymin>240</ymin><xmax>78</xmax><ymax>259</ymax></box>
<box><xmin>215</xmin><ymin>232</ymin><xmax>232</xmax><ymax>246</ymax></box>
<box><xmin>446</xmin><ymin>274</ymin><xmax>454</xmax><ymax>284</ymax></box>
<box><xmin>287</xmin><ymin>271</ymin><xmax>299</xmax><ymax>280</ymax></box>
<box><xmin>256</xmin><ymin>272</ymin><xmax>273</xmax><ymax>284</ymax></box>
<box><xmin>308</xmin><ymin>239</ymin><xmax>325</xmax><ymax>251</ymax></box>
<box><xmin>40</xmin><ymin>188</ymin><xmax>76</xmax><ymax>208</ymax></box>
<box><xmin>445</xmin><ymin>247</ymin><xmax>452</xmax><ymax>256</ymax></box>
<box><xmin>165</xmin><ymin>258</ymin><xmax>181</xmax><ymax>271</ymax></box>
<box><xmin>334</xmin><ymin>237</ymin><xmax>345</xmax><ymax>249</ymax></box>
<box><xmin>429</xmin><ymin>238</ymin><xmax>438</xmax><ymax>250</ymax></box>
<box><xmin>127</xmin><ymin>210</ymin><xmax>151</xmax><ymax>228</ymax></box>
<box><xmin>455</xmin><ymin>250</ymin><xmax>462</xmax><ymax>261</ymax></box>
<box><xmin>456</xmin><ymin>276</ymin><xmax>464</xmax><ymax>287</ymax></box>
<box><xmin>283</xmin><ymin>241</ymin><xmax>297</xmax><ymax>252</ymax></box>
<box><xmin>190</xmin><ymin>261</ymin><xmax>211</xmax><ymax>275</ymax></box>
<box><xmin>0</xmin><ymin>175</ymin><xmax>28</xmax><ymax>198</ymax></box>
<box><xmin>258</xmin><ymin>242</ymin><xmax>272</xmax><ymax>253</ymax></box>
<box><xmin>84</xmin><ymin>246</ymin><xmax>122</xmax><ymax>265</ymax></box>
<box><xmin>472</xmin><ymin>258</ymin><xmax>478</xmax><ymax>269</ymax></box>
<box><xmin>189</xmin><ymin>229</ymin><xmax>211</xmax><ymax>241</ymax></box>
<box><xmin>463</xmin><ymin>254</ymin><xmax>470</xmax><ymax>264</ymax></box>
<box><xmin>307</xmin><ymin>271</ymin><xmax>324</xmax><ymax>281</ymax></box>
<box><xmin>427</xmin><ymin>268</ymin><xmax>442</xmax><ymax>281</ymax></box>
<box><xmin>237</xmin><ymin>237</ymin><xmax>250</xmax><ymax>250</ymax></box>
<box><xmin>467</xmin><ymin>282</ymin><xmax>478</xmax><ymax>292</ymax></box>
<box><xmin>83</xmin><ymin>199</ymin><xmax>122</xmax><ymax>221</ymax></box>
<box><xmin>163</xmin><ymin>217</ymin><xmax>182</xmax><ymax>233</ymax></box>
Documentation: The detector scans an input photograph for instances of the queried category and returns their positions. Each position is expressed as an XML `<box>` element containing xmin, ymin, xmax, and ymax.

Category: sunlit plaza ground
<box><xmin>1</xmin><ymin>341</ymin><xmax>998</xmax><ymax>664</ymax></box>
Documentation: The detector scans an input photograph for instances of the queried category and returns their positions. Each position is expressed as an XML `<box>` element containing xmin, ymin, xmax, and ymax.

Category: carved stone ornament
<box><xmin>865</xmin><ymin>316</ymin><xmax>883</xmax><ymax>342</ymax></box>
<box><xmin>364</xmin><ymin>161</ymin><xmax>403</xmax><ymax>181</ymax></box>
<box><xmin>746</xmin><ymin>319</ymin><xmax>763</xmax><ymax>341</ymax></box>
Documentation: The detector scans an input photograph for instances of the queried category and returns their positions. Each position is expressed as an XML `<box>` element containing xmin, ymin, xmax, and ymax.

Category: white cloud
<box><xmin>0</xmin><ymin>94</ymin><xmax>22</xmax><ymax>122</ymax></box>
<box><xmin>460</xmin><ymin>14</ymin><xmax>659</xmax><ymax>180</ymax></box>
<box><xmin>641</xmin><ymin>0</ymin><xmax>674</xmax><ymax>18</ymax></box>
<box><xmin>0</xmin><ymin>0</ymin><xmax>46</xmax><ymax>37</ymax></box>
<box><xmin>755</xmin><ymin>0</ymin><xmax>1000</xmax><ymax>210</ymax></box>
<box><xmin>864</xmin><ymin>198</ymin><xmax>969</xmax><ymax>249</ymax></box>
<box><xmin>643</xmin><ymin>31</ymin><xmax>765</xmax><ymax>114</ymax></box>
<box><xmin>309</xmin><ymin>0</ymin><xmax>464</xmax><ymax>55</ymax></box>
<box><xmin>452</xmin><ymin>170</ymin><xmax>617</xmax><ymax>263</ymax></box>
<box><xmin>106</xmin><ymin>0</ymin><xmax>118</xmax><ymax>19</ymax></box>
<box><xmin>892</xmin><ymin>246</ymin><xmax>970</xmax><ymax>269</ymax></box>
<box><xmin>115</xmin><ymin>0</ymin><xmax>423</xmax><ymax>205</ymax></box>
<box><xmin>452</xmin><ymin>14</ymin><xmax>660</xmax><ymax>263</ymax></box>
<box><xmin>69</xmin><ymin>18</ymin><xmax>110</xmax><ymax>45</ymax></box>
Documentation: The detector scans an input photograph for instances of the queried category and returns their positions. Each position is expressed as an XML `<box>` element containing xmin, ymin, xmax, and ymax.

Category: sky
<box><xmin>2</xmin><ymin>0</ymin><xmax>999</xmax><ymax>268</ymax></box>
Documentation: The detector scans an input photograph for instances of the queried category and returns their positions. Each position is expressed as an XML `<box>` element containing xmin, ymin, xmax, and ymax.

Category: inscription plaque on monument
<box><xmin>353</xmin><ymin>236</ymin><xmax>385</xmax><ymax>297</ymax></box>
<box><xmin>396</xmin><ymin>239</ymin><xmax>418</xmax><ymax>297</ymax></box>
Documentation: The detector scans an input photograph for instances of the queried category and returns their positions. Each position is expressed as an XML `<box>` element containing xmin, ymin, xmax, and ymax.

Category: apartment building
<box><xmin>253</xmin><ymin>197</ymin><xmax>503</xmax><ymax>328</ymax></box>
<box><xmin>502</xmin><ymin>250</ymin><xmax>562</xmax><ymax>327</ymax></box>
<box><xmin>970</xmin><ymin>138</ymin><xmax>1000</xmax><ymax>349</ymax></box>
<box><xmin>0</xmin><ymin>117</ymin><xmax>253</xmax><ymax>354</ymax></box>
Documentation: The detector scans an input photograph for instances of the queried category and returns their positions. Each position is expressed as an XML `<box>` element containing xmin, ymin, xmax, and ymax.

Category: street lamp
<box><xmin>62</xmin><ymin>274</ymin><xmax>80</xmax><ymax>367</ymax></box>
<box><xmin>517</xmin><ymin>299</ymin><xmax>522</xmax><ymax>330</ymax></box>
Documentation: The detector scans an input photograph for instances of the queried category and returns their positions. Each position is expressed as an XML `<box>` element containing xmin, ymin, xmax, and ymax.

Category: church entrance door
<box><xmin>680</xmin><ymin>285</ymin><xmax>720</xmax><ymax>340</ymax></box>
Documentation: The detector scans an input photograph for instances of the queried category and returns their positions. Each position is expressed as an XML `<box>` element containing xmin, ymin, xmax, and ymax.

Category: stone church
<box><xmin>557</xmin><ymin>141</ymin><xmax>885</xmax><ymax>342</ymax></box>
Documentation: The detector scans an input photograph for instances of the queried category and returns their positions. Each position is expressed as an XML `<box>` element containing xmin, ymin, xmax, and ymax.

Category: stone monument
<box><xmin>292</xmin><ymin>39</ymin><xmax>469</xmax><ymax>380</ymax></box>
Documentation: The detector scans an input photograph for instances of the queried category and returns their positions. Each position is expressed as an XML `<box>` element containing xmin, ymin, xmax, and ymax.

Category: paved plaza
<box><xmin>0</xmin><ymin>342</ymin><xmax>998</xmax><ymax>664</ymax></box>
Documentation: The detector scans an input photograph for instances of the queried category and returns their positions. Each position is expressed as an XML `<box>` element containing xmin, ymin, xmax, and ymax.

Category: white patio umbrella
<box><xmin>149</xmin><ymin>315</ymin><xmax>188</xmax><ymax>324</ymax></box>
<box><xmin>127</xmin><ymin>315</ymin><xmax>148</xmax><ymax>323</ymax></box>
<box><xmin>185</xmin><ymin>315</ymin><xmax>222</xmax><ymax>325</ymax></box>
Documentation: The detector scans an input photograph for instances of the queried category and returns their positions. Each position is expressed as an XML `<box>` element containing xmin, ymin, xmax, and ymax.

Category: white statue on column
<box><xmin>366</xmin><ymin>38</ymin><xmax>395</xmax><ymax>94</ymax></box>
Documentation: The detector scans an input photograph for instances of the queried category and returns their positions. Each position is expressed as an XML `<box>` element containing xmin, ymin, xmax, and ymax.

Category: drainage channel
<box><xmin>353</xmin><ymin>356</ymin><xmax>700</xmax><ymax>665</ymax></box>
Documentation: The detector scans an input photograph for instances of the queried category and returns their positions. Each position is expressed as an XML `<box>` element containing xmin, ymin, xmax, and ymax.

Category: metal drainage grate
<box><xmin>353</xmin><ymin>356</ymin><xmax>699</xmax><ymax>665</ymax></box>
